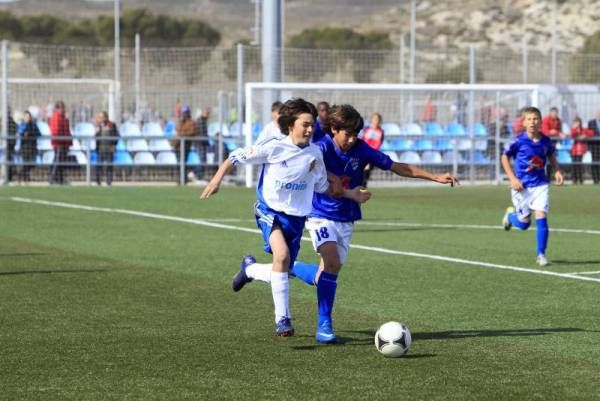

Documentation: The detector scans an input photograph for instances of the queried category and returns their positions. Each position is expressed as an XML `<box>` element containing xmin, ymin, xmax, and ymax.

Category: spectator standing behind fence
<box><xmin>4</xmin><ymin>107</ymin><xmax>17</xmax><ymax>182</ymax></box>
<box><xmin>95</xmin><ymin>111</ymin><xmax>118</xmax><ymax>186</ymax></box>
<box><xmin>49</xmin><ymin>101</ymin><xmax>72</xmax><ymax>185</ymax></box>
<box><xmin>255</xmin><ymin>101</ymin><xmax>284</xmax><ymax>144</ymax></box>
<box><xmin>420</xmin><ymin>96</ymin><xmax>437</xmax><ymax>123</ymax></box>
<box><xmin>196</xmin><ymin>106</ymin><xmax>210</xmax><ymax>180</ymax></box>
<box><xmin>17</xmin><ymin>110</ymin><xmax>40</xmax><ymax>182</ymax></box>
<box><xmin>512</xmin><ymin>108</ymin><xmax>524</xmax><ymax>136</ymax></box>
<box><xmin>588</xmin><ymin>110</ymin><xmax>600</xmax><ymax>184</ymax></box>
<box><xmin>541</xmin><ymin>107</ymin><xmax>564</xmax><ymax>139</ymax></box>
<box><xmin>173</xmin><ymin>105</ymin><xmax>198</xmax><ymax>184</ymax></box>
<box><xmin>570</xmin><ymin>117</ymin><xmax>593</xmax><ymax>185</ymax></box>
<box><xmin>360</xmin><ymin>112</ymin><xmax>384</xmax><ymax>187</ymax></box>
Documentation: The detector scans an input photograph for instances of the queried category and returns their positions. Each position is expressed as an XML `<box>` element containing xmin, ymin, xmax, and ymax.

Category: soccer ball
<box><xmin>374</xmin><ymin>321</ymin><xmax>411</xmax><ymax>357</ymax></box>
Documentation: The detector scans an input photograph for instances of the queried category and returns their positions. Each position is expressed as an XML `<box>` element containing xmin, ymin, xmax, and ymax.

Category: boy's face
<box><xmin>331</xmin><ymin>127</ymin><xmax>358</xmax><ymax>153</ymax></box>
<box><xmin>523</xmin><ymin>112</ymin><xmax>541</xmax><ymax>135</ymax></box>
<box><xmin>289</xmin><ymin>113</ymin><xmax>314</xmax><ymax>147</ymax></box>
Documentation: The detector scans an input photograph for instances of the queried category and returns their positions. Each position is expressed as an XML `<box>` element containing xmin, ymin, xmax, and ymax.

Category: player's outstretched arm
<box><xmin>501</xmin><ymin>154</ymin><xmax>524</xmax><ymax>192</ymax></box>
<box><xmin>200</xmin><ymin>159</ymin><xmax>234</xmax><ymax>199</ymax></box>
<box><xmin>548</xmin><ymin>154</ymin><xmax>563</xmax><ymax>186</ymax></box>
<box><xmin>390</xmin><ymin>162</ymin><xmax>459</xmax><ymax>186</ymax></box>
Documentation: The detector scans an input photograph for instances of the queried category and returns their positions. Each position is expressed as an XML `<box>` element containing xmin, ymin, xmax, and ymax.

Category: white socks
<box><xmin>246</xmin><ymin>263</ymin><xmax>272</xmax><ymax>283</ymax></box>
<box><xmin>270</xmin><ymin>271</ymin><xmax>290</xmax><ymax>322</ymax></box>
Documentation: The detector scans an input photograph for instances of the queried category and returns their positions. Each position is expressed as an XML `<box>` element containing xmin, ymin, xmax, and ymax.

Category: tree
<box><xmin>286</xmin><ymin>27</ymin><xmax>393</xmax><ymax>83</ymax></box>
<box><xmin>425</xmin><ymin>61</ymin><xmax>484</xmax><ymax>84</ymax></box>
<box><xmin>569</xmin><ymin>30</ymin><xmax>600</xmax><ymax>83</ymax></box>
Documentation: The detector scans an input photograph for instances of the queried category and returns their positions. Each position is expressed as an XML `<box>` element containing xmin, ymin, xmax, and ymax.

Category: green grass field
<box><xmin>1</xmin><ymin>185</ymin><xmax>599</xmax><ymax>401</ymax></box>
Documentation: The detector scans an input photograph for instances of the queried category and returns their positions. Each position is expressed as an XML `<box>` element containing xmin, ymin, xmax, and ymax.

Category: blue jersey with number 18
<box><xmin>310</xmin><ymin>134</ymin><xmax>393</xmax><ymax>222</ymax></box>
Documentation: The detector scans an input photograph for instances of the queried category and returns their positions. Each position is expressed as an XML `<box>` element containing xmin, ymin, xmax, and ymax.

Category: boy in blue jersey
<box><xmin>201</xmin><ymin>98</ymin><xmax>367</xmax><ymax>337</ymax></box>
<box><xmin>235</xmin><ymin>104</ymin><xmax>458</xmax><ymax>343</ymax></box>
<box><xmin>501</xmin><ymin>106</ymin><xmax>563</xmax><ymax>266</ymax></box>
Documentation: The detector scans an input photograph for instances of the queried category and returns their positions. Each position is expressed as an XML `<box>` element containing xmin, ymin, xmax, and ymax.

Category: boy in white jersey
<box><xmin>501</xmin><ymin>106</ymin><xmax>563</xmax><ymax>266</ymax></box>
<box><xmin>201</xmin><ymin>98</ymin><xmax>367</xmax><ymax>337</ymax></box>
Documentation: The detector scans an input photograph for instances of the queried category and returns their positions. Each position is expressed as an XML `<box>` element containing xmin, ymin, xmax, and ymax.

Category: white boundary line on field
<box><xmin>567</xmin><ymin>270</ymin><xmax>600</xmax><ymax>276</ymax></box>
<box><xmin>8</xmin><ymin>196</ymin><xmax>600</xmax><ymax>284</ymax></box>
<box><xmin>205</xmin><ymin>218</ymin><xmax>600</xmax><ymax>236</ymax></box>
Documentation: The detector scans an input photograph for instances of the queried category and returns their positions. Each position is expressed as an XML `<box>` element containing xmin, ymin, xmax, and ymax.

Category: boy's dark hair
<box><xmin>271</xmin><ymin>101</ymin><xmax>284</xmax><ymax>112</ymax></box>
<box><xmin>322</xmin><ymin>104</ymin><xmax>364</xmax><ymax>135</ymax></box>
<box><xmin>317</xmin><ymin>101</ymin><xmax>330</xmax><ymax>110</ymax></box>
<box><xmin>521</xmin><ymin>106</ymin><xmax>542</xmax><ymax>119</ymax></box>
<box><xmin>277</xmin><ymin>98</ymin><xmax>317</xmax><ymax>135</ymax></box>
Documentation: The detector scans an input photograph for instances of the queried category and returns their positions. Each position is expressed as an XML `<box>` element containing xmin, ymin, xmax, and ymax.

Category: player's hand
<box><xmin>554</xmin><ymin>170</ymin><xmax>564</xmax><ymax>186</ymax></box>
<box><xmin>510</xmin><ymin>177</ymin><xmax>524</xmax><ymax>192</ymax></box>
<box><xmin>200</xmin><ymin>179</ymin><xmax>221</xmax><ymax>199</ymax></box>
<box><xmin>435</xmin><ymin>173</ymin><xmax>460</xmax><ymax>187</ymax></box>
<box><xmin>347</xmin><ymin>187</ymin><xmax>371</xmax><ymax>204</ymax></box>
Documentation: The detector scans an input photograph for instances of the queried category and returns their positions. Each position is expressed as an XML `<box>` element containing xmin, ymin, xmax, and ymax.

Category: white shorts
<box><xmin>511</xmin><ymin>184</ymin><xmax>549</xmax><ymax>219</ymax></box>
<box><xmin>305</xmin><ymin>217</ymin><xmax>354</xmax><ymax>264</ymax></box>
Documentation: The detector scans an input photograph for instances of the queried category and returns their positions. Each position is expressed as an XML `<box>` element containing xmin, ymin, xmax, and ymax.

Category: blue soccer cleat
<box><xmin>275</xmin><ymin>317</ymin><xmax>294</xmax><ymax>337</ymax></box>
<box><xmin>315</xmin><ymin>320</ymin><xmax>337</xmax><ymax>344</ymax></box>
<box><xmin>232</xmin><ymin>255</ymin><xmax>255</xmax><ymax>292</ymax></box>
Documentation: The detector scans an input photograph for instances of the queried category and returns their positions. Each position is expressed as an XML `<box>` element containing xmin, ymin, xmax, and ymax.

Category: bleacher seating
<box><xmin>42</xmin><ymin>150</ymin><xmax>55</xmax><ymax>164</ymax></box>
<box><xmin>557</xmin><ymin>150</ymin><xmax>572</xmax><ymax>164</ymax></box>
<box><xmin>113</xmin><ymin>150</ymin><xmax>133</xmax><ymax>165</ymax></box>
<box><xmin>390</xmin><ymin>138</ymin><xmax>413</xmax><ymax>151</ymax></box>
<box><xmin>186</xmin><ymin>151</ymin><xmax>201</xmax><ymax>166</ymax></box>
<box><xmin>442</xmin><ymin>151</ymin><xmax>465</xmax><ymax>164</ymax></box>
<box><xmin>148</xmin><ymin>138</ymin><xmax>172</xmax><ymax>152</ymax></box>
<box><xmin>446</xmin><ymin>122</ymin><xmax>466</xmax><ymax>136</ymax></box>
<box><xmin>398</xmin><ymin>151</ymin><xmax>421</xmax><ymax>164</ymax></box>
<box><xmin>401</xmin><ymin>123</ymin><xmax>422</xmax><ymax>136</ymax></box>
<box><xmin>421</xmin><ymin>151</ymin><xmax>443</xmax><ymax>164</ymax></box>
<box><xmin>164</xmin><ymin>121</ymin><xmax>176</xmax><ymax>138</ymax></box>
<box><xmin>133</xmin><ymin>151</ymin><xmax>156</xmax><ymax>165</ymax></box>
<box><xmin>383</xmin><ymin>151</ymin><xmax>400</xmax><ymax>163</ymax></box>
<box><xmin>126</xmin><ymin>138</ymin><xmax>149</xmax><ymax>152</ymax></box>
<box><xmin>120</xmin><ymin>121</ymin><xmax>142</xmax><ymax>137</ymax></box>
<box><xmin>382</xmin><ymin>122</ymin><xmax>402</xmax><ymax>136</ymax></box>
<box><xmin>414</xmin><ymin>139</ymin><xmax>434</xmax><ymax>151</ymax></box>
<box><xmin>424</xmin><ymin>122</ymin><xmax>444</xmax><ymax>136</ymax></box>
<box><xmin>142</xmin><ymin>122</ymin><xmax>163</xmax><ymax>137</ymax></box>
<box><xmin>156</xmin><ymin>151</ymin><xmax>178</xmax><ymax>165</ymax></box>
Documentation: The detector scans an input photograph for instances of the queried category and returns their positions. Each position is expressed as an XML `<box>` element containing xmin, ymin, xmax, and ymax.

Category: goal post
<box><xmin>244</xmin><ymin>82</ymin><xmax>541</xmax><ymax>187</ymax></box>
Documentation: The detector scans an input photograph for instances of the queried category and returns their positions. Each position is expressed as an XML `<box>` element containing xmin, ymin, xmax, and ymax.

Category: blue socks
<box><xmin>317</xmin><ymin>271</ymin><xmax>338</xmax><ymax>325</ymax></box>
<box><xmin>291</xmin><ymin>261</ymin><xmax>318</xmax><ymax>286</ymax></box>
<box><xmin>536</xmin><ymin>218</ymin><xmax>549</xmax><ymax>256</ymax></box>
<box><xmin>509</xmin><ymin>212</ymin><xmax>531</xmax><ymax>230</ymax></box>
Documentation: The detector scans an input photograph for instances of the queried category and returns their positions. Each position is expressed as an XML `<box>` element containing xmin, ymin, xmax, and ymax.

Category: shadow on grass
<box><xmin>343</xmin><ymin>327</ymin><xmax>590</xmax><ymax>342</ymax></box>
<box><xmin>0</xmin><ymin>253</ymin><xmax>48</xmax><ymax>257</ymax></box>
<box><xmin>0</xmin><ymin>269</ymin><xmax>107</xmax><ymax>276</ymax></box>
<box><xmin>550</xmin><ymin>260</ymin><xmax>600</xmax><ymax>266</ymax></box>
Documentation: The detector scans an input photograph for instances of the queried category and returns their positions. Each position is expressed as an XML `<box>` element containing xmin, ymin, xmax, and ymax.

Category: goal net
<box><xmin>243</xmin><ymin>82</ymin><xmax>540</xmax><ymax>187</ymax></box>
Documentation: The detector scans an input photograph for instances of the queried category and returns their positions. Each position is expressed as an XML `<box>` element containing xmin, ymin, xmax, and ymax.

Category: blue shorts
<box><xmin>253</xmin><ymin>201</ymin><xmax>306</xmax><ymax>269</ymax></box>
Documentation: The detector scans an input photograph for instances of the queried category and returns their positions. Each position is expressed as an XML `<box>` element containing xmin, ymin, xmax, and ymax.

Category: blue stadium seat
<box><xmin>113</xmin><ymin>150</ymin><xmax>133</xmax><ymax>165</ymax></box>
<box><xmin>37</xmin><ymin>136</ymin><xmax>53</xmax><ymax>152</ymax></box>
<box><xmin>398</xmin><ymin>151</ymin><xmax>421</xmax><ymax>164</ymax></box>
<box><xmin>383</xmin><ymin>151</ymin><xmax>400</xmax><ymax>162</ymax></box>
<box><xmin>142</xmin><ymin>122</ymin><xmax>164</xmax><ymax>137</ymax></box>
<box><xmin>225</xmin><ymin>140</ymin><xmax>239</xmax><ymax>152</ymax></box>
<box><xmin>380</xmin><ymin>140</ymin><xmax>393</xmax><ymax>152</ymax></box>
<box><xmin>148</xmin><ymin>138</ymin><xmax>172</xmax><ymax>152</ymax></box>
<box><xmin>133</xmin><ymin>151</ymin><xmax>156</xmax><ymax>165</ymax></box>
<box><xmin>390</xmin><ymin>138</ymin><xmax>413</xmax><ymax>151</ymax></box>
<box><xmin>74</xmin><ymin>122</ymin><xmax>95</xmax><ymax>137</ymax></box>
<box><xmin>472</xmin><ymin>123</ymin><xmax>487</xmax><ymax>136</ymax></box>
<box><xmin>120</xmin><ymin>121</ymin><xmax>142</xmax><ymax>138</ymax></box>
<box><xmin>557</xmin><ymin>150</ymin><xmax>572</xmax><ymax>164</ymax></box>
<box><xmin>442</xmin><ymin>151</ymin><xmax>465</xmax><ymax>164</ymax></box>
<box><xmin>229</xmin><ymin>122</ymin><xmax>242</xmax><ymax>137</ymax></box>
<box><xmin>156</xmin><ymin>151</ymin><xmax>178</xmax><ymax>165</ymax></box>
<box><xmin>115</xmin><ymin>138</ymin><xmax>127</xmax><ymax>152</ymax></box>
<box><xmin>469</xmin><ymin>151</ymin><xmax>490</xmax><ymax>164</ymax></box>
<box><xmin>252</xmin><ymin>123</ymin><xmax>263</xmax><ymax>138</ymax></box>
<box><xmin>414</xmin><ymin>139</ymin><xmax>434</xmax><ymax>151</ymax></box>
<box><xmin>36</xmin><ymin>121</ymin><xmax>51</xmax><ymax>136</ymax></box>
<box><xmin>421</xmin><ymin>151</ymin><xmax>443</xmax><ymax>164</ymax></box>
<box><xmin>42</xmin><ymin>150</ymin><xmax>55</xmax><ymax>164</ymax></box>
<box><xmin>382</xmin><ymin>122</ymin><xmax>402</xmax><ymax>136</ymax></box>
<box><xmin>90</xmin><ymin>151</ymin><xmax>98</xmax><ymax>165</ymax></box>
<box><xmin>446</xmin><ymin>122</ymin><xmax>466</xmax><ymax>136</ymax></box>
<box><xmin>434</xmin><ymin>139</ymin><xmax>453</xmax><ymax>151</ymax></box>
<box><xmin>401</xmin><ymin>123</ymin><xmax>423</xmax><ymax>136</ymax></box>
<box><xmin>186</xmin><ymin>151</ymin><xmax>201</xmax><ymax>166</ymax></box>
<box><xmin>164</xmin><ymin>121</ymin><xmax>176</xmax><ymax>138</ymax></box>
<box><xmin>126</xmin><ymin>138</ymin><xmax>149</xmax><ymax>152</ymax></box>
<box><xmin>556</xmin><ymin>139</ymin><xmax>573</xmax><ymax>151</ymax></box>
<box><xmin>424</xmin><ymin>122</ymin><xmax>443</xmax><ymax>136</ymax></box>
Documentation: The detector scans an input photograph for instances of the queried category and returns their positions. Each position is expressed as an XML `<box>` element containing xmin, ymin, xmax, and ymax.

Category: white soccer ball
<box><xmin>374</xmin><ymin>321</ymin><xmax>411</xmax><ymax>357</ymax></box>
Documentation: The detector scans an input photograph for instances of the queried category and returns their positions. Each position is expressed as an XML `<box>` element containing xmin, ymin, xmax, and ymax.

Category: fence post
<box><xmin>135</xmin><ymin>33</ymin><xmax>141</xmax><ymax>118</ymax></box>
<box><xmin>522</xmin><ymin>37</ymin><xmax>528</xmax><ymax>84</ymax></box>
<box><xmin>1</xmin><ymin>40</ymin><xmax>8</xmax><ymax>185</ymax></box>
<box><xmin>468</xmin><ymin>45</ymin><xmax>476</xmax><ymax>184</ymax></box>
<box><xmin>179</xmin><ymin>137</ymin><xmax>185</xmax><ymax>185</ymax></box>
<box><xmin>494</xmin><ymin>91</ymin><xmax>501</xmax><ymax>184</ymax></box>
<box><xmin>236</xmin><ymin>43</ymin><xmax>244</xmax><ymax>142</ymax></box>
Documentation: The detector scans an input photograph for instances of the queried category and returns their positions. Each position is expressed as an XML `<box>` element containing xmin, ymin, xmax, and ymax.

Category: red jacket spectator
<box><xmin>512</xmin><ymin>116</ymin><xmax>524</xmax><ymax>136</ymax></box>
<box><xmin>362</xmin><ymin>127</ymin><xmax>384</xmax><ymax>150</ymax></box>
<box><xmin>50</xmin><ymin>108</ymin><xmax>72</xmax><ymax>149</ymax></box>
<box><xmin>541</xmin><ymin>113</ymin><xmax>562</xmax><ymax>137</ymax></box>
<box><xmin>570</xmin><ymin>126</ymin><xmax>594</xmax><ymax>157</ymax></box>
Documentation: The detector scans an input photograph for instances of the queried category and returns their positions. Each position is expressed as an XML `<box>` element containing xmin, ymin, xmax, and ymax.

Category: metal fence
<box><xmin>1</xmin><ymin>39</ymin><xmax>600</xmax><ymax>185</ymax></box>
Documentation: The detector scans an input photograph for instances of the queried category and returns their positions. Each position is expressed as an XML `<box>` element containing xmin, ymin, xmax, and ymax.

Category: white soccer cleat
<box><xmin>536</xmin><ymin>254</ymin><xmax>550</xmax><ymax>267</ymax></box>
<box><xmin>502</xmin><ymin>206</ymin><xmax>515</xmax><ymax>231</ymax></box>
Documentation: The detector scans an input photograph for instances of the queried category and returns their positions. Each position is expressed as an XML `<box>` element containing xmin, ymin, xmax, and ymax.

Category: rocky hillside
<box><xmin>1</xmin><ymin>0</ymin><xmax>599</xmax><ymax>52</ymax></box>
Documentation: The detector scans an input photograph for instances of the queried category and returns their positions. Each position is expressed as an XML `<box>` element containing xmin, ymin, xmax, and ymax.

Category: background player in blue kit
<box><xmin>201</xmin><ymin>98</ymin><xmax>367</xmax><ymax>338</ymax></box>
<box><xmin>501</xmin><ymin>106</ymin><xmax>563</xmax><ymax>266</ymax></box>
<box><xmin>235</xmin><ymin>104</ymin><xmax>458</xmax><ymax>343</ymax></box>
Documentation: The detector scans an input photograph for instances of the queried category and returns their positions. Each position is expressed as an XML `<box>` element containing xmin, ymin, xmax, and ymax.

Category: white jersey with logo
<box><xmin>229</xmin><ymin>136</ymin><xmax>329</xmax><ymax>217</ymax></box>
